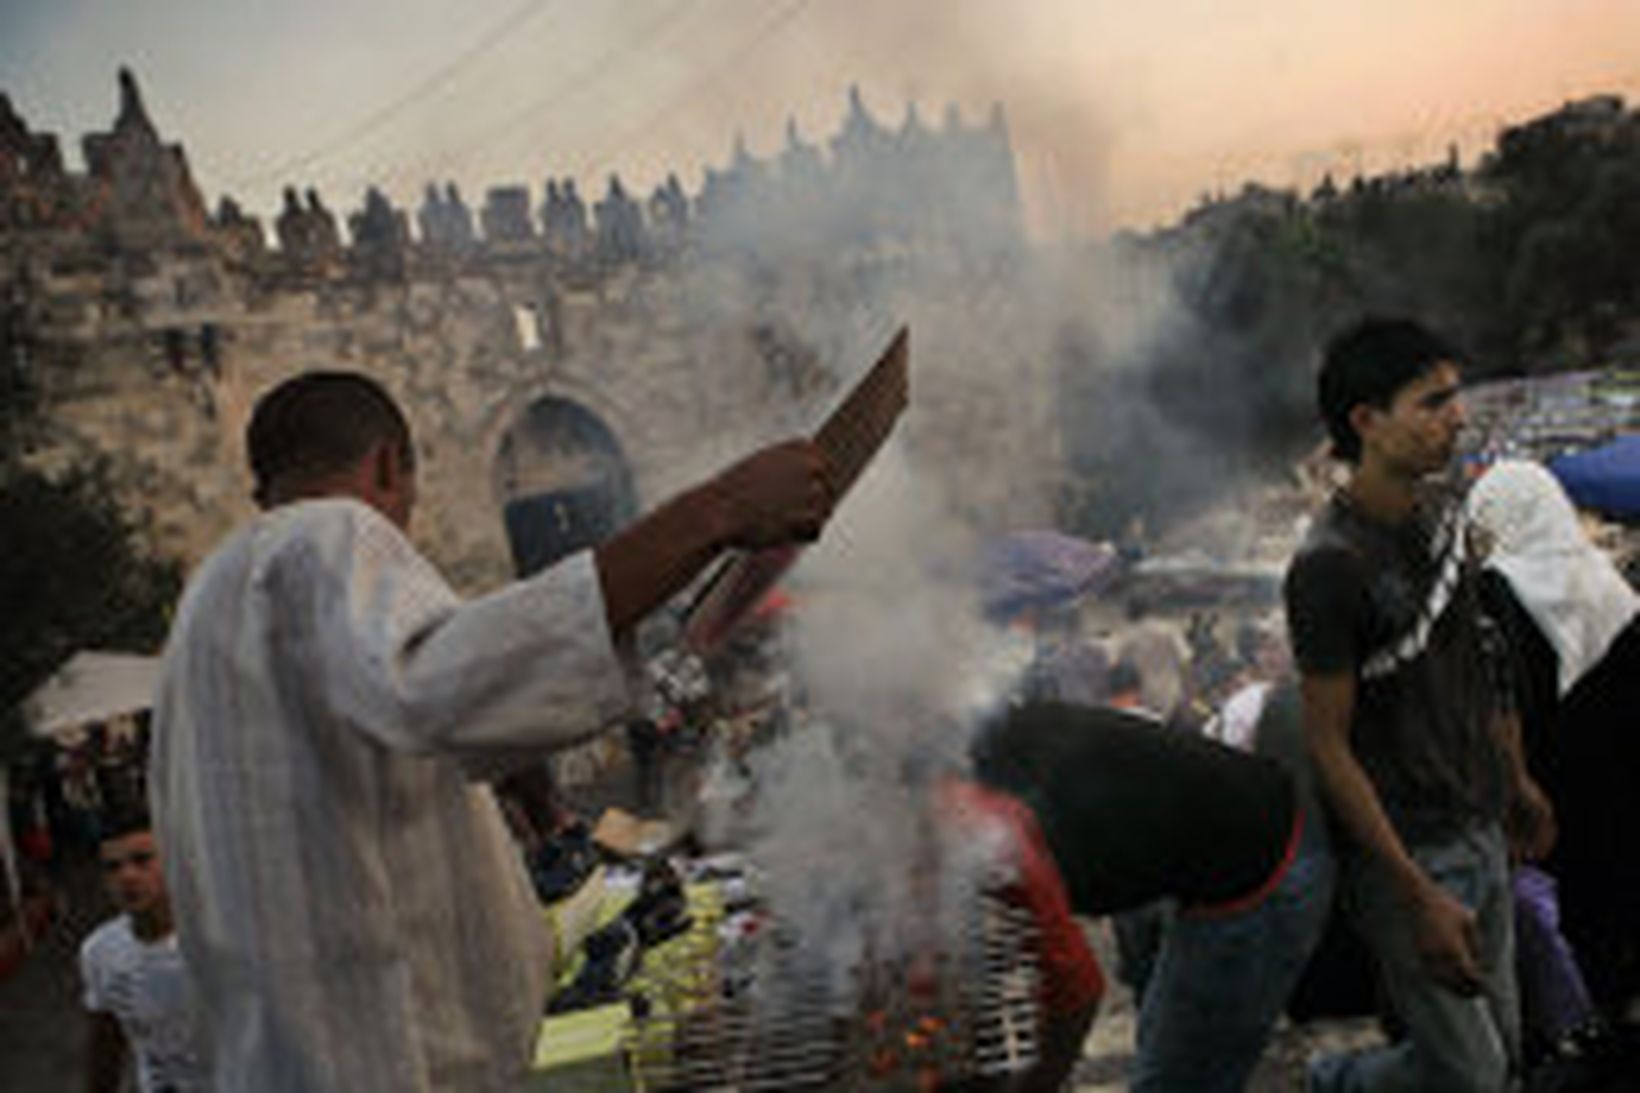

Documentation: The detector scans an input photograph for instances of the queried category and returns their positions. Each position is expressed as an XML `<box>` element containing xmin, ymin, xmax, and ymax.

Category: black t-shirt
<box><xmin>1477</xmin><ymin>569</ymin><xmax>1559</xmax><ymax>767</ymax></box>
<box><xmin>970</xmin><ymin>701</ymin><xmax>1297</xmax><ymax>916</ymax></box>
<box><xmin>1284</xmin><ymin>489</ymin><xmax>1508</xmax><ymax>843</ymax></box>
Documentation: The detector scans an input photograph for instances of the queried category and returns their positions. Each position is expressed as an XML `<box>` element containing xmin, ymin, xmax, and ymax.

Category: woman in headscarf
<box><xmin>1468</xmin><ymin>459</ymin><xmax>1640</xmax><ymax>1026</ymax></box>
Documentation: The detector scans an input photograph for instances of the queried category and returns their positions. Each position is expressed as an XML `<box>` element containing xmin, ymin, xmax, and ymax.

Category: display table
<box><xmin>530</xmin><ymin>877</ymin><xmax>725</xmax><ymax>1090</ymax></box>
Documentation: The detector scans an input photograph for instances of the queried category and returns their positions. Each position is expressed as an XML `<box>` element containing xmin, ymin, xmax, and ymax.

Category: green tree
<box><xmin>0</xmin><ymin>466</ymin><xmax>182</xmax><ymax>756</ymax></box>
<box><xmin>1</xmin><ymin>300</ymin><xmax>181</xmax><ymax>762</ymax></box>
<box><xmin>1483</xmin><ymin>104</ymin><xmax>1640</xmax><ymax>362</ymax></box>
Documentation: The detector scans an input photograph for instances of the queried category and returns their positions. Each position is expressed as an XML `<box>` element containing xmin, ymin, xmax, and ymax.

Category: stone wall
<box><xmin>18</xmin><ymin>244</ymin><xmax>1063</xmax><ymax>592</ymax></box>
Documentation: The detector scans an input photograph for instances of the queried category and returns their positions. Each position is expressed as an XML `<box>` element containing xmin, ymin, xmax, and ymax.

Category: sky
<box><xmin>2</xmin><ymin>0</ymin><xmax>1638</xmax><ymax>238</ymax></box>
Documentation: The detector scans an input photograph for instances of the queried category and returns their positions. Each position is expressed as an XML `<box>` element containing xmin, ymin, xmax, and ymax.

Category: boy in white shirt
<box><xmin>80</xmin><ymin>812</ymin><xmax>200</xmax><ymax>1093</ymax></box>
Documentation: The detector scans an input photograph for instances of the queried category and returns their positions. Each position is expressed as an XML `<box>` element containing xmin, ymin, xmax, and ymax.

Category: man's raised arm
<box><xmin>594</xmin><ymin>439</ymin><xmax>833</xmax><ymax>638</ymax></box>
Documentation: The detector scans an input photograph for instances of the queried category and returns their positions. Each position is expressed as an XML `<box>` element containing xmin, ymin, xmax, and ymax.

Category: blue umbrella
<box><xmin>980</xmin><ymin>530</ymin><xmax>1120</xmax><ymax>622</ymax></box>
<box><xmin>1549</xmin><ymin>435</ymin><xmax>1640</xmax><ymax>520</ymax></box>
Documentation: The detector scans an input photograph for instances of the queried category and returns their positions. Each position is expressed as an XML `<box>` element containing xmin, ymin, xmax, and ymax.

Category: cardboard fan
<box><xmin>681</xmin><ymin>325</ymin><xmax>909</xmax><ymax>652</ymax></box>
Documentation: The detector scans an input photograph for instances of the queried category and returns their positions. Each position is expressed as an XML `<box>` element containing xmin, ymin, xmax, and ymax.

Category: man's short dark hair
<box><xmin>246</xmin><ymin>372</ymin><xmax>413</xmax><ymax>506</ymax></box>
<box><xmin>100</xmin><ymin>804</ymin><xmax>153</xmax><ymax>844</ymax></box>
<box><xmin>1318</xmin><ymin>318</ymin><xmax>1464</xmax><ymax>463</ymax></box>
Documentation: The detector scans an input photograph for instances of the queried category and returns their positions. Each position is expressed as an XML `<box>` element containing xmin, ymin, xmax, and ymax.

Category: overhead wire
<box><xmin>576</xmin><ymin>0</ymin><xmax>813</xmax><ymax>182</ymax></box>
<box><xmin>231</xmin><ymin>0</ymin><xmax>563</xmax><ymax>190</ymax></box>
<box><xmin>376</xmin><ymin>0</ymin><xmax>703</xmax><ymax>192</ymax></box>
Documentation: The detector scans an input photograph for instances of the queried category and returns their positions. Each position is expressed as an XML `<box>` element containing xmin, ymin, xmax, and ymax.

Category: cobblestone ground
<box><xmin>0</xmin><ymin>855</ymin><xmax>104</xmax><ymax>1092</ymax></box>
<box><xmin>1070</xmin><ymin>920</ymin><xmax>1387</xmax><ymax>1093</ymax></box>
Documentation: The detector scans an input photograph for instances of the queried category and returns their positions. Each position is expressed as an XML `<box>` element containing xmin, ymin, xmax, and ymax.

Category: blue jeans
<box><xmin>1310</xmin><ymin>823</ymin><xmax>1520</xmax><ymax>1093</ymax></box>
<box><xmin>1131</xmin><ymin>807</ymin><xmax>1336</xmax><ymax>1092</ymax></box>
<box><xmin>1113</xmin><ymin>900</ymin><xmax>1173</xmax><ymax>1005</ymax></box>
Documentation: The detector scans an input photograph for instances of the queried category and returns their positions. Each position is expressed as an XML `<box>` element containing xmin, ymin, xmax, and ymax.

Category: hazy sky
<box><xmin>3</xmin><ymin>0</ymin><xmax>1638</xmax><ymax>237</ymax></box>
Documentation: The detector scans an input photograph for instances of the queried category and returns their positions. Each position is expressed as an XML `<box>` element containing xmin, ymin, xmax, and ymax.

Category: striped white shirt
<box><xmin>150</xmin><ymin>499</ymin><xmax>632</xmax><ymax>1092</ymax></box>
<box><xmin>80</xmin><ymin>915</ymin><xmax>203</xmax><ymax>1092</ymax></box>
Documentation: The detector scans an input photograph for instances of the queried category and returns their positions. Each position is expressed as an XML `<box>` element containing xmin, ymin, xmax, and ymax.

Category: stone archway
<box><xmin>491</xmin><ymin>395</ymin><xmax>637</xmax><ymax>577</ymax></box>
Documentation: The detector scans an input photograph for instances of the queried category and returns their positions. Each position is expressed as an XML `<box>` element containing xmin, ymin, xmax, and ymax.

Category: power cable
<box><xmin>577</xmin><ymin>0</ymin><xmax>812</xmax><ymax>181</ymax></box>
<box><xmin>377</xmin><ymin>0</ymin><xmax>702</xmax><ymax>192</ymax></box>
<box><xmin>233</xmin><ymin>0</ymin><xmax>562</xmax><ymax>189</ymax></box>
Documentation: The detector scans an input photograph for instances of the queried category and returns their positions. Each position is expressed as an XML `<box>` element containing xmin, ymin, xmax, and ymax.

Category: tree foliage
<box><xmin>0</xmin><ymin>463</ymin><xmax>182</xmax><ymax>716</ymax></box>
<box><xmin>1</xmin><ymin>311</ymin><xmax>181</xmax><ymax>761</ymax></box>
<box><xmin>1058</xmin><ymin>98</ymin><xmax>1640</xmax><ymax>540</ymax></box>
<box><xmin>1487</xmin><ymin>118</ymin><xmax>1640</xmax><ymax>358</ymax></box>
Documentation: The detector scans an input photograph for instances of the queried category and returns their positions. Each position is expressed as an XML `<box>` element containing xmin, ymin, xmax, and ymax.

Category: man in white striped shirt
<box><xmin>150</xmin><ymin>371</ymin><xmax>832</xmax><ymax>1091</ymax></box>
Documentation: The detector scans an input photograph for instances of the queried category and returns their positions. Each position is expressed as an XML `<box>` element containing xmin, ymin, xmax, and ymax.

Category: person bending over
<box><xmin>968</xmin><ymin>699</ymin><xmax>1331</xmax><ymax>1092</ymax></box>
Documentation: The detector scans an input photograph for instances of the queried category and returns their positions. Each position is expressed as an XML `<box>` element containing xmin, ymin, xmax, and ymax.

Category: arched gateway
<box><xmin>491</xmin><ymin>396</ymin><xmax>637</xmax><ymax>577</ymax></box>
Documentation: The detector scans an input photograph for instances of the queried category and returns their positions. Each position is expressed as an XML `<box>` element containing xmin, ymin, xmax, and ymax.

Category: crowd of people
<box><xmin>988</xmin><ymin>321</ymin><xmax>1637</xmax><ymax>1091</ymax></box>
<box><xmin>986</xmin><ymin>320</ymin><xmax>1637</xmax><ymax>1091</ymax></box>
<box><xmin>8</xmin><ymin>316</ymin><xmax>1639</xmax><ymax>1092</ymax></box>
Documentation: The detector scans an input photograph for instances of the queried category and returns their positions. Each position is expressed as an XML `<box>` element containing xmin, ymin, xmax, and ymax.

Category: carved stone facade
<box><xmin>274</xmin><ymin>188</ymin><xmax>344</xmax><ymax>278</ymax></box>
<box><xmin>480</xmin><ymin>186</ymin><xmax>535</xmax><ymax>247</ymax></box>
<box><xmin>0</xmin><ymin>92</ymin><xmax>73</xmax><ymax>233</ymax></box>
<box><xmin>79</xmin><ymin>69</ymin><xmax>211</xmax><ymax>249</ymax></box>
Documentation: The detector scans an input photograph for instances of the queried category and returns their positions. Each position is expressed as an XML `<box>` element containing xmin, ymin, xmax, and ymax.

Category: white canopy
<box><xmin>23</xmin><ymin>651</ymin><xmax>161</xmax><ymax>739</ymax></box>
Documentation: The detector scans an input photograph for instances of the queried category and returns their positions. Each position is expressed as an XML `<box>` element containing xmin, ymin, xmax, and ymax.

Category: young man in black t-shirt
<box><xmin>1284</xmin><ymin>318</ymin><xmax>1555</xmax><ymax>1092</ymax></box>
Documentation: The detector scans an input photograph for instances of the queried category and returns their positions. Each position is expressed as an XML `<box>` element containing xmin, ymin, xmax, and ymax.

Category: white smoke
<box><xmin>650</xmin><ymin>103</ymin><xmax>1207</xmax><ymax>1004</ymax></box>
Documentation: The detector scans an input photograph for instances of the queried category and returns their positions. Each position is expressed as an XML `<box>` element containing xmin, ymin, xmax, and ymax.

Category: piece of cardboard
<box><xmin>590</xmin><ymin>808</ymin><xmax>675</xmax><ymax>858</ymax></box>
<box><xmin>682</xmin><ymin>326</ymin><xmax>910</xmax><ymax>652</ymax></box>
<box><xmin>529</xmin><ymin>1003</ymin><xmax>631</xmax><ymax>1089</ymax></box>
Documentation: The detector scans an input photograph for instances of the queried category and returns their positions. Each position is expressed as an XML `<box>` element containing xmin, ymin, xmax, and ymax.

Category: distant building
<box><xmin>1499</xmin><ymin>94</ymin><xmax>1633</xmax><ymax>158</ymax></box>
